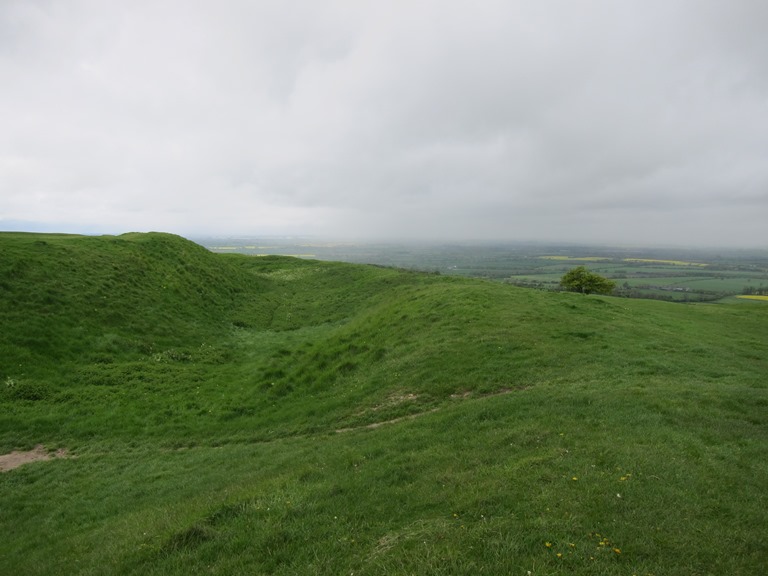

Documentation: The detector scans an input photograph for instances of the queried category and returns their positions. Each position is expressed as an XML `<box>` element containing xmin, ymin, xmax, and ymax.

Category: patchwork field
<box><xmin>2</xmin><ymin>232</ymin><xmax>767</xmax><ymax>575</ymax></box>
<box><xmin>199</xmin><ymin>237</ymin><xmax>768</xmax><ymax>302</ymax></box>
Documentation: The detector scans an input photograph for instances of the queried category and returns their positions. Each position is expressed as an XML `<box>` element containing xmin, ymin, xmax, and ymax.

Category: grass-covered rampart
<box><xmin>1</xmin><ymin>232</ymin><xmax>767</xmax><ymax>574</ymax></box>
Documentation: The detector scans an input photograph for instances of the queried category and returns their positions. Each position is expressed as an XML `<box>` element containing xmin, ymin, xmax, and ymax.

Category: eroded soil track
<box><xmin>0</xmin><ymin>445</ymin><xmax>68</xmax><ymax>472</ymax></box>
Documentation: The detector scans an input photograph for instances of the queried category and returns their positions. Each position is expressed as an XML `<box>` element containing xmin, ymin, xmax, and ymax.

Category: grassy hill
<box><xmin>1</xmin><ymin>232</ymin><xmax>767</xmax><ymax>575</ymax></box>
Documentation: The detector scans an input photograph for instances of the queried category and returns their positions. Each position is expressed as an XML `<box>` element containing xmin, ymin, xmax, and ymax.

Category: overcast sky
<box><xmin>1</xmin><ymin>1</ymin><xmax>767</xmax><ymax>246</ymax></box>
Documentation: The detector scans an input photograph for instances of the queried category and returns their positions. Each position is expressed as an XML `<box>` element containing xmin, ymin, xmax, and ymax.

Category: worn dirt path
<box><xmin>0</xmin><ymin>445</ymin><xmax>68</xmax><ymax>472</ymax></box>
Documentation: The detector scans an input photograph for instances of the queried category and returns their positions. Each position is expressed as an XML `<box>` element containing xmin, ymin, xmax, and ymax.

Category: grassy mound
<box><xmin>0</xmin><ymin>232</ymin><xmax>274</xmax><ymax>374</ymax></box>
<box><xmin>1</xmin><ymin>232</ymin><xmax>767</xmax><ymax>575</ymax></box>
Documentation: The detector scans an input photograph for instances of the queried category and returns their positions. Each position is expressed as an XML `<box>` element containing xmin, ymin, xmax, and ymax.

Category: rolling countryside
<box><xmin>1</xmin><ymin>232</ymin><xmax>767</xmax><ymax>575</ymax></box>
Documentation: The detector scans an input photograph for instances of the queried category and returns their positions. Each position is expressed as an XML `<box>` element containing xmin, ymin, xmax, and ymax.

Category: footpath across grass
<box><xmin>1</xmin><ymin>232</ymin><xmax>767</xmax><ymax>575</ymax></box>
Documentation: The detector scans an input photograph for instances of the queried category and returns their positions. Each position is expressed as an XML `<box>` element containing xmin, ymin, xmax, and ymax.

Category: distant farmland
<box><xmin>197</xmin><ymin>238</ymin><xmax>768</xmax><ymax>302</ymax></box>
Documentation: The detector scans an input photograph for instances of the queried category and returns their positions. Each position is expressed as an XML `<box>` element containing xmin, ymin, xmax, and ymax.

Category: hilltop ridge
<box><xmin>1</xmin><ymin>232</ymin><xmax>271</xmax><ymax>372</ymax></box>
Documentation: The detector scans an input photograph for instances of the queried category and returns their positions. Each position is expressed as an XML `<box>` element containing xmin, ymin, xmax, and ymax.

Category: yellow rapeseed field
<box><xmin>736</xmin><ymin>295</ymin><xmax>768</xmax><ymax>302</ymax></box>
<box><xmin>622</xmin><ymin>258</ymin><xmax>706</xmax><ymax>266</ymax></box>
<box><xmin>540</xmin><ymin>256</ymin><xmax>610</xmax><ymax>261</ymax></box>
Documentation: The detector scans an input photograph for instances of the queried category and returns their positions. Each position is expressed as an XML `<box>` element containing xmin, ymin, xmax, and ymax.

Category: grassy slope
<box><xmin>0</xmin><ymin>231</ymin><xmax>272</xmax><ymax>370</ymax></box>
<box><xmin>1</xmin><ymin>232</ymin><xmax>767</xmax><ymax>575</ymax></box>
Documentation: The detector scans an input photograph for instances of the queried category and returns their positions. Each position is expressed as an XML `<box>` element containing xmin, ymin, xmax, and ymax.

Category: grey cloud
<box><xmin>1</xmin><ymin>0</ymin><xmax>767</xmax><ymax>246</ymax></box>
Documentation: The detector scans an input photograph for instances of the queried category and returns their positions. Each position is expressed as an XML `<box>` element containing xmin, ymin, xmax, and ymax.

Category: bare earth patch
<box><xmin>336</xmin><ymin>409</ymin><xmax>440</xmax><ymax>434</ymax></box>
<box><xmin>451</xmin><ymin>386</ymin><xmax>530</xmax><ymax>399</ymax></box>
<box><xmin>370</xmin><ymin>392</ymin><xmax>419</xmax><ymax>412</ymax></box>
<box><xmin>337</xmin><ymin>386</ymin><xmax>531</xmax><ymax>434</ymax></box>
<box><xmin>0</xmin><ymin>445</ymin><xmax>68</xmax><ymax>472</ymax></box>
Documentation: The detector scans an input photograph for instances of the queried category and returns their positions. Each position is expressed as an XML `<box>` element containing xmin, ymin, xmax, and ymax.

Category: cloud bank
<box><xmin>1</xmin><ymin>0</ymin><xmax>767</xmax><ymax>246</ymax></box>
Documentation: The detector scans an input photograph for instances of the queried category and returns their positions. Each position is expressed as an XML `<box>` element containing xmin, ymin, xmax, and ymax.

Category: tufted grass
<box><xmin>1</xmin><ymin>232</ymin><xmax>767</xmax><ymax>575</ymax></box>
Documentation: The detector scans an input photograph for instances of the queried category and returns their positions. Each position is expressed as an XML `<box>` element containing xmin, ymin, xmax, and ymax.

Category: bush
<box><xmin>560</xmin><ymin>266</ymin><xmax>616</xmax><ymax>295</ymax></box>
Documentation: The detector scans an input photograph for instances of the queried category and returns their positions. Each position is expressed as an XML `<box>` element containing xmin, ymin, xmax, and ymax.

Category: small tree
<box><xmin>560</xmin><ymin>266</ymin><xmax>616</xmax><ymax>295</ymax></box>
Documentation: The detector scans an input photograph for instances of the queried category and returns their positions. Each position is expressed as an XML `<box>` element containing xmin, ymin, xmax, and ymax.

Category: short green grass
<box><xmin>1</xmin><ymin>232</ymin><xmax>767</xmax><ymax>575</ymax></box>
